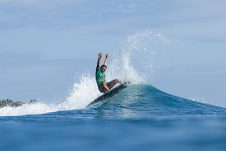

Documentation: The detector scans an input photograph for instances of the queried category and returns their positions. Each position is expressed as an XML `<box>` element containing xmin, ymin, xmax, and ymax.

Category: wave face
<box><xmin>89</xmin><ymin>84</ymin><xmax>226</xmax><ymax>119</ymax></box>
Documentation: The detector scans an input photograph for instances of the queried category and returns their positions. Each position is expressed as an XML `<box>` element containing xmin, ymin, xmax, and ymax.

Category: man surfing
<box><xmin>96</xmin><ymin>52</ymin><xmax>121</xmax><ymax>93</ymax></box>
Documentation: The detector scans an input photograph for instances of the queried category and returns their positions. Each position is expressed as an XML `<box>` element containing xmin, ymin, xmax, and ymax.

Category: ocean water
<box><xmin>1</xmin><ymin>32</ymin><xmax>226</xmax><ymax>151</ymax></box>
<box><xmin>1</xmin><ymin>84</ymin><xmax>226</xmax><ymax>151</ymax></box>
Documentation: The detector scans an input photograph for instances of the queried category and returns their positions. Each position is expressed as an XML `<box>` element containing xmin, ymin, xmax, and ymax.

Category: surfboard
<box><xmin>87</xmin><ymin>82</ymin><xmax>130</xmax><ymax>107</ymax></box>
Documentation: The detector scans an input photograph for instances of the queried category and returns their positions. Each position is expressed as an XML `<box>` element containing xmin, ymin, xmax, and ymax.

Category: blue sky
<box><xmin>0</xmin><ymin>0</ymin><xmax>226</xmax><ymax>106</ymax></box>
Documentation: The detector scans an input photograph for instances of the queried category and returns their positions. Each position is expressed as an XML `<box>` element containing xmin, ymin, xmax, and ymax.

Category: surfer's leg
<box><xmin>98</xmin><ymin>86</ymin><xmax>106</xmax><ymax>93</ymax></box>
<box><xmin>107</xmin><ymin>79</ymin><xmax>121</xmax><ymax>90</ymax></box>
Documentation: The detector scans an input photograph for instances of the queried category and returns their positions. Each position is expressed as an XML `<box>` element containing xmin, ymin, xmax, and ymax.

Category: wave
<box><xmin>1</xmin><ymin>84</ymin><xmax>225</xmax><ymax>117</ymax></box>
<box><xmin>0</xmin><ymin>31</ymin><xmax>223</xmax><ymax>117</ymax></box>
<box><xmin>91</xmin><ymin>84</ymin><xmax>226</xmax><ymax>119</ymax></box>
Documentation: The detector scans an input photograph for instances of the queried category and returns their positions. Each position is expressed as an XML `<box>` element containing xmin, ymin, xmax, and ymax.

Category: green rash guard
<box><xmin>96</xmin><ymin>68</ymin><xmax>106</xmax><ymax>87</ymax></box>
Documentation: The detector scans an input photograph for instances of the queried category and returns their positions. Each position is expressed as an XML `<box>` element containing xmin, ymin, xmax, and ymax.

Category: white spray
<box><xmin>0</xmin><ymin>31</ymin><xmax>165</xmax><ymax>116</ymax></box>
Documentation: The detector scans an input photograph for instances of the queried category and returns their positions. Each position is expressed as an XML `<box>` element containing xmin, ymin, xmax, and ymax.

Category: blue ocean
<box><xmin>1</xmin><ymin>84</ymin><xmax>226</xmax><ymax>151</ymax></box>
<box><xmin>1</xmin><ymin>32</ymin><xmax>226</xmax><ymax>151</ymax></box>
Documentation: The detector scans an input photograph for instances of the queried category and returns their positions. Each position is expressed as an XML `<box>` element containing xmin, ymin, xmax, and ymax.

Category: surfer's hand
<box><xmin>106</xmin><ymin>53</ymin><xmax>110</xmax><ymax>58</ymax></box>
<box><xmin>98</xmin><ymin>52</ymin><xmax>102</xmax><ymax>58</ymax></box>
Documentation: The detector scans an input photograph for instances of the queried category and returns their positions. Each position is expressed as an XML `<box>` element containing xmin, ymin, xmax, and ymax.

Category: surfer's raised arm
<box><xmin>95</xmin><ymin>52</ymin><xmax>120</xmax><ymax>93</ymax></box>
<box><xmin>97</xmin><ymin>52</ymin><xmax>102</xmax><ymax>69</ymax></box>
<box><xmin>104</xmin><ymin>53</ymin><xmax>110</xmax><ymax>66</ymax></box>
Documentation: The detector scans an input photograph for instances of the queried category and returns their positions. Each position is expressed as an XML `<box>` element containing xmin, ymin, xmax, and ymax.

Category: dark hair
<box><xmin>100</xmin><ymin>65</ymin><xmax>107</xmax><ymax>69</ymax></box>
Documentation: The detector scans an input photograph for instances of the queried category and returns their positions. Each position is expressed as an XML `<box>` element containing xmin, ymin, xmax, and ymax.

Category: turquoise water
<box><xmin>1</xmin><ymin>84</ymin><xmax>226</xmax><ymax>151</ymax></box>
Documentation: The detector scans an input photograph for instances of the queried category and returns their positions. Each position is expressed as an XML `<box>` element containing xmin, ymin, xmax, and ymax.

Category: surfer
<box><xmin>96</xmin><ymin>52</ymin><xmax>121</xmax><ymax>93</ymax></box>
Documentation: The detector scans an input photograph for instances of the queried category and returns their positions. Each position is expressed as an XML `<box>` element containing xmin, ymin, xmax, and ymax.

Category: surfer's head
<box><xmin>100</xmin><ymin>65</ymin><xmax>107</xmax><ymax>72</ymax></box>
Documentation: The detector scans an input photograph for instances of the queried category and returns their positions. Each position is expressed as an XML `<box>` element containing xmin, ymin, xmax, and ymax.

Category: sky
<box><xmin>0</xmin><ymin>0</ymin><xmax>226</xmax><ymax>106</ymax></box>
